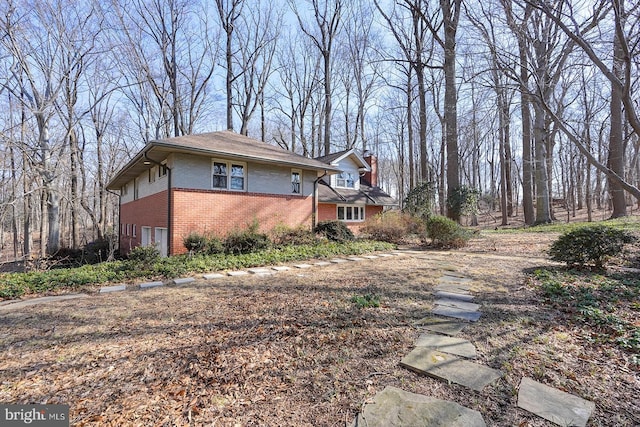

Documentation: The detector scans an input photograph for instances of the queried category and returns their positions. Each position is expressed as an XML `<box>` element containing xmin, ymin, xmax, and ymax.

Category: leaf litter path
<box><xmin>0</xmin><ymin>245</ymin><xmax>633</xmax><ymax>426</ymax></box>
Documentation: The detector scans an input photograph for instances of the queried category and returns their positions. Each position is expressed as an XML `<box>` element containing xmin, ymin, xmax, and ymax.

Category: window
<box><xmin>158</xmin><ymin>164</ymin><xmax>168</xmax><ymax>178</ymax></box>
<box><xmin>132</xmin><ymin>224</ymin><xmax>137</xmax><ymax>237</ymax></box>
<box><xmin>133</xmin><ymin>178</ymin><xmax>139</xmax><ymax>200</ymax></box>
<box><xmin>212</xmin><ymin>160</ymin><xmax>246</xmax><ymax>191</ymax></box>
<box><xmin>126</xmin><ymin>224</ymin><xmax>130</xmax><ymax>236</ymax></box>
<box><xmin>149</xmin><ymin>167</ymin><xmax>156</xmax><ymax>183</ymax></box>
<box><xmin>337</xmin><ymin>205</ymin><xmax>365</xmax><ymax>222</ymax></box>
<box><xmin>291</xmin><ymin>169</ymin><xmax>301</xmax><ymax>194</ymax></box>
<box><xmin>121</xmin><ymin>185</ymin><xmax>128</xmax><ymax>196</ymax></box>
<box><xmin>336</xmin><ymin>172</ymin><xmax>356</xmax><ymax>188</ymax></box>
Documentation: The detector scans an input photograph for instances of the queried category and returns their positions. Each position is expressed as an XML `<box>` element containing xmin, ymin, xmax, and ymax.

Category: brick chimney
<box><xmin>362</xmin><ymin>152</ymin><xmax>378</xmax><ymax>187</ymax></box>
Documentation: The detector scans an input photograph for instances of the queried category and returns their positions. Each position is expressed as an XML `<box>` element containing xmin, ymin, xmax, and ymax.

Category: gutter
<box><xmin>313</xmin><ymin>171</ymin><xmax>328</xmax><ymax>229</ymax></box>
<box><xmin>144</xmin><ymin>151</ymin><xmax>173</xmax><ymax>256</ymax></box>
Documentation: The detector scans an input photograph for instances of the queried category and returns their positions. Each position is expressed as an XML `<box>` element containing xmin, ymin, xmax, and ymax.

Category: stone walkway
<box><xmin>351</xmin><ymin>253</ymin><xmax>596</xmax><ymax>426</ymax></box>
<box><xmin>1</xmin><ymin>249</ymin><xmax>597</xmax><ymax>425</ymax></box>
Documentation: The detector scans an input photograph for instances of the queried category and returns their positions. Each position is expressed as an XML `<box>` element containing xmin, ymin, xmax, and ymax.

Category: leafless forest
<box><xmin>0</xmin><ymin>0</ymin><xmax>639</xmax><ymax>261</ymax></box>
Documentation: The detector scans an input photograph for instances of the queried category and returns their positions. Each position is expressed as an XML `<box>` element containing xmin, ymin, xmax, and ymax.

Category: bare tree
<box><xmin>290</xmin><ymin>0</ymin><xmax>344</xmax><ymax>156</ymax></box>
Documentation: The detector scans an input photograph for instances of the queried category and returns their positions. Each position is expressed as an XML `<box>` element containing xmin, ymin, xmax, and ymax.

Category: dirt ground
<box><xmin>1</xmin><ymin>231</ymin><xmax>639</xmax><ymax>426</ymax></box>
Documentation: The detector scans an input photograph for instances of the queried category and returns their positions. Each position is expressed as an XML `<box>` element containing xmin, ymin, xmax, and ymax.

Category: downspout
<box><xmin>313</xmin><ymin>170</ymin><xmax>328</xmax><ymax>229</ymax></box>
<box><xmin>144</xmin><ymin>152</ymin><xmax>172</xmax><ymax>256</ymax></box>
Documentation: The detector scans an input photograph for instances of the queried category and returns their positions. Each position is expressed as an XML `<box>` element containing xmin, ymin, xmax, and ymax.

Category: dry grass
<box><xmin>1</xmin><ymin>231</ymin><xmax>639</xmax><ymax>426</ymax></box>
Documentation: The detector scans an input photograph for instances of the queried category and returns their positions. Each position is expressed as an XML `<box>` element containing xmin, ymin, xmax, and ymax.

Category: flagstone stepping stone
<box><xmin>0</xmin><ymin>294</ymin><xmax>88</xmax><ymax>311</ymax></box>
<box><xmin>100</xmin><ymin>284</ymin><xmax>127</xmax><ymax>293</ymax></box>
<box><xmin>377</xmin><ymin>253</ymin><xmax>394</xmax><ymax>257</ymax></box>
<box><xmin>435</xmin><ymin>290</ymin><xmax>475</xmax><ymax>302</ymax></box>
<box><xmin>400</xmin><ymin>348</ymin><xmax>502</xmax><ymax>392</ymax></box>
<box><xmin>173</xmin><ymin>277</ymin><xmax>195</xmax><ymax>285</ymax></box>
<box><xmin>414</xmin><ymin>317</ymin><xmax>467</xmax><ymax>336</ymax></box>
<box><xmin>362</xmin><ymin>255</ymin><xmax>379</xmax><ymax>259</ymax></box>
<box><xmin>517</xmin><ymin>377</ymin><xmax>595</xmax><ymax>427</ymax></box>
<box><xmin>330</xmin><ymin>258</ymin><xmax>348</xmax><ymax>263</ymax></box>
<box><xmin>293</xmin><ymin>263</ymin><xmax>312</xmax><ymax>269</ymax></box>
<box><xmin>313</xmin><ymin>261</ymin><xmax>331</xmax><ymax>266</ymax></box>
<box><xmin>432</xmin><ymin>305</ymin><xmax>481</xmax><ymax>322</ymax></box>
<box><xmin>203</xmin><ymin>273</ymin><xmax>225</xmax><ymax>279</ymax></box>
<box><xmin>440</xmin><ymin>275</ymin><xmax>472</xmax><ymax>283</ymax></box>
<box><xmin>434</xmin><ymin>284</ymin><xmax>471</xmax><ymax>295</ymax></box>
<box><xmin>415</xmin><ymin>333</ymin><xmax>477</xmax><ymax>358</ymax></box>
<box><xmin>140</xmin><ymin>281</ymin><xmax>163</xmax><ymax>289</ymax></box>
<box><xmin>272</xmin><ymin>266</ymin><xmax>291</xmax><ymax>271</ymax></box>
<box><xmin>350</xmin><ymin>386</ymin><xmax>486</xmax><ymax>427</ymax></box>
<box><xmin>227</xmin><ymin>270</ymin><xmax>249</xmax><ymax>276</ymax></box>
<box><xmin>248</xmin><ymin>268</ymin><xmax>273</xmax><ymax>275</ymax></box>
<box><xmin>435</xmin><ymin>298</ymin><xmax>481</xmax><ymax>312</ymax></box>
<box><xmin>347</xmin><ymin>257</ymin><xmax>366</xmax><ymax>261</ymax></box>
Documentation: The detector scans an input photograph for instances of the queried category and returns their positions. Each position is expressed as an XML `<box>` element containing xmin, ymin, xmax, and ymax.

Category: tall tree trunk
<box><xmin>608</xmin><ymin>9</ymin><xmax>627</xmax><ymax>218</ymax></box>
<box><xmin>533</xmin><ymin>102</ymin><xmax>552</xmax><ymax>223</ymax></box>
<box><xmin>442</xmin><ymin>0</ymin><xmax>460</xmax><ymax>222</ymax></box>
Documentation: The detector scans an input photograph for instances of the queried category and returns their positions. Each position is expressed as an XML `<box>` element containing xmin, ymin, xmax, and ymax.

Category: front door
<box><xmin>154</xmin><ymin>227</ymin><xmax>168</xmax><ymax>257</ymax></box>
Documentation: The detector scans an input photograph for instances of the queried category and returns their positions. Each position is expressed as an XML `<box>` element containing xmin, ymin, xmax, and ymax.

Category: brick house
<box><xmin>315</xmin><ymin>149</ymin><xmax>397</xmax><ymax>233</ymax></box>
<box><xmin>107</xmin><ymin>131</ymin><xmax>395</xmax><ymax>256</ymax></box>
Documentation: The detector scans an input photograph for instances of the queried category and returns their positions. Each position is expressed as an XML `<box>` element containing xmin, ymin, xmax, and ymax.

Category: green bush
<box><xmin>314</xmin><ymin>220</ymin><xmax>355</xmax><ymax>242</ymax></box>
<box><xmin>271</xmin><ymin>224</ymin><xmax>318</xmax><ymax>247</ymax></box>
<box><xmin>128</xmin><ymin>245</ymin><xmax>161</xmax><ymax>265</ymax></box>
<box><xmin>548</xmin><ymin>225</ymin><xmax>637</xmax><ymax>269</ymax></box>
<box><xmin>224</xmin><ymin>229</ymin><xmax>271</xmax><ymax>255</ymax></box>
<box><xmin>425</xmin><ymin>215</ymin><xmax>472</xmax><ymax>249</ymax></box>
<box><xmin>206</xmin><ymin>236</ymin><xmax>225</xmax><ymax>255</ymax></box>
<box><xmin>183</xmin><ymin>232</ymin><xmax>209</xmax><ymax>255</ymax></box>
<box><xmin>403</xmin><ymin>181</ymin><xmax>436</xmax><ymax>220</ymax></box>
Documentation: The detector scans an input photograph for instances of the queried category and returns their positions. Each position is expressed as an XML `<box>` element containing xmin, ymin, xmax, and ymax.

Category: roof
<box><xmin>315</xmin><ymin>148</ymin><xmax>370</xmax><ymax>171</ymax></box>
<box><xmin>317</xmin><ymin>181</ymin><xmax>397</xmax><ymax>206</ymax></box>
<box><xmin>107</xmin><ymin>131</ymin><xmax>340</xmax><ymax>190</ymax></box>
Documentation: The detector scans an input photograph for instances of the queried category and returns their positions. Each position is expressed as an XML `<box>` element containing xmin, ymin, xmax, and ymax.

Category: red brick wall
<box><xmin>170</xmin><ymin>188</ymin><xmax>313</xmax><ymax>255</ymax></box>
<box><xmin>317</xmin><ymin>203</ymin><xmax>337</xmax><ymax>222</ymax></box>
<box><xmin>119</xmin><ymin>191</ymin><xmax>168</xmax><ymax>254</ymax></box>
<box><xmin>317</xmin><ymin>203</ymin><xmax>383</xmax><ymax>234</ymax></box>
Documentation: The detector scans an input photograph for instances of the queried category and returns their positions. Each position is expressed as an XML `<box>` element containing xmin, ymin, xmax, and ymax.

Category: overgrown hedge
<box><xmin>0</xmin><ymin>240</ymin><xmax>394</xmax><ymax>300</ymax></box>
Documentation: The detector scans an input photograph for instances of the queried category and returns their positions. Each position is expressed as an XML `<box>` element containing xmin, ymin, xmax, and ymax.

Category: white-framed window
<box><xmin>212</xmin><ymin>160</ymin><xmax>246</xmax><ymax>191</ymax></box>
<box><xmin>291</xmin><ymin>169</ymin><xmax>301</xmax><ymax>194</ymax></box>
<box><xmin>121</xmin><ymin>185</ymin><xmax>128</xmax><ymax>196</ymax></box>
<box><xmin>141</xmin><ymin>226</ymin><xmax>152</xmax><ymax>246</ymax></box>
<box><xmin>126</xmin><ymin>224</ymin><xmax>130</xmax><ymax>236</ymax></box>
<box><xmin>337</xmin><ymin>205</ymin><xmax>365</xmax><ymax>222</ymax></box>
<box><xmin>336</xmin><ymin>172</ymin><xmax>356</xmax><ymax>188</ymax></box>
<box><xmin>148</xmin><ymin>167</ymin><xmax>156</xmax><ymax>183</ymax></box>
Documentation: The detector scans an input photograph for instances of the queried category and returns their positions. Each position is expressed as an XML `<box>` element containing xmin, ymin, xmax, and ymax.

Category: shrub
<box><xmin>183</xmin><ymin>232</ymin><xmax>209</xmax><ymax>255</ymax></box>
<box><xmin>425</xmin><ymin>215</ymin><xmax>471</xmax><ymax>249</ymax></box>
<box><xmin>403</xmin><ymin>181</ymin><xmax>436</xmax><ymax>220</ymax></box>
<box><xmin>128</xmin><ymin>245</ymin><xmax>161</xmax><ymax>266</ymax></box>
<box><xmin>206</xmin><ymin>236</ymin><xmax>225</xmax><ymax>255</ymax></box>
<box><xmin>548</xmin><ymin>225</ymin><xmax>637</xmax><ymax>269</ymax></box>
<box><xmin>314</xmin><ymin>220</ymin><xmax>355</xmax><ymax>242</ymax></box>
<box><xmin>224</xmin><ymin>226</ymin><xmax>271</xmax><ymax>255</ymax></box>
<box><xmin>271</xmin><ymin>224</ymin><xmax>318</xmax><ymax>247</ymax></box>
<box><xmin>361</xmin><ymin>211</ymin><xmax>413</xmax><ymax>244</ymax></box>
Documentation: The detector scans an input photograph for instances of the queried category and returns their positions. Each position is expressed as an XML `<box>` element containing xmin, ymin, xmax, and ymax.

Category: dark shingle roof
<box><xmin>317</xmin><ymin>181</ymin><xmax>397</xmax><ymax>206</ymax></box>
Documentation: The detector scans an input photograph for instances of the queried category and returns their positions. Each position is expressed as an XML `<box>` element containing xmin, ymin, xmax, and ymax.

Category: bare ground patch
<box><xmin>1</xmin><ymin>235</ymin><xmax>638</xmax><ymax>426</ymax></box>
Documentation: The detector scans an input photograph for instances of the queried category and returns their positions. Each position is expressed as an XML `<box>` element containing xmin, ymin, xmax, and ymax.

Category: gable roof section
<box><xmin>317</xmin><ymin>181</ymin><xmax>397</xmax><ymax>207</ymax></box>
<box><xmin>315</xmin><ymin>148</ymin><xmax>370</xmax><ymax>171</ymax></box>
<box><xmin>107</xmin><ymin>131</ymin><xmax>340</xmax><ymax>190</ymax></box>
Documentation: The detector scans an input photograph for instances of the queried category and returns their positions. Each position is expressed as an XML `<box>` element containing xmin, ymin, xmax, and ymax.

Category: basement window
<box><xmin>337</xmin><ymin>205</ymin><xmax>365</xmax><ymax>222</ymax></box>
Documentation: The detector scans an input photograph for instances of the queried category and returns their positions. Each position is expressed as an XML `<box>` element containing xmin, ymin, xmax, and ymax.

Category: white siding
<box><xmin>332</xmin><ymin>157</ymin><xmax>361</xmax><ymax>190</ymax></box>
